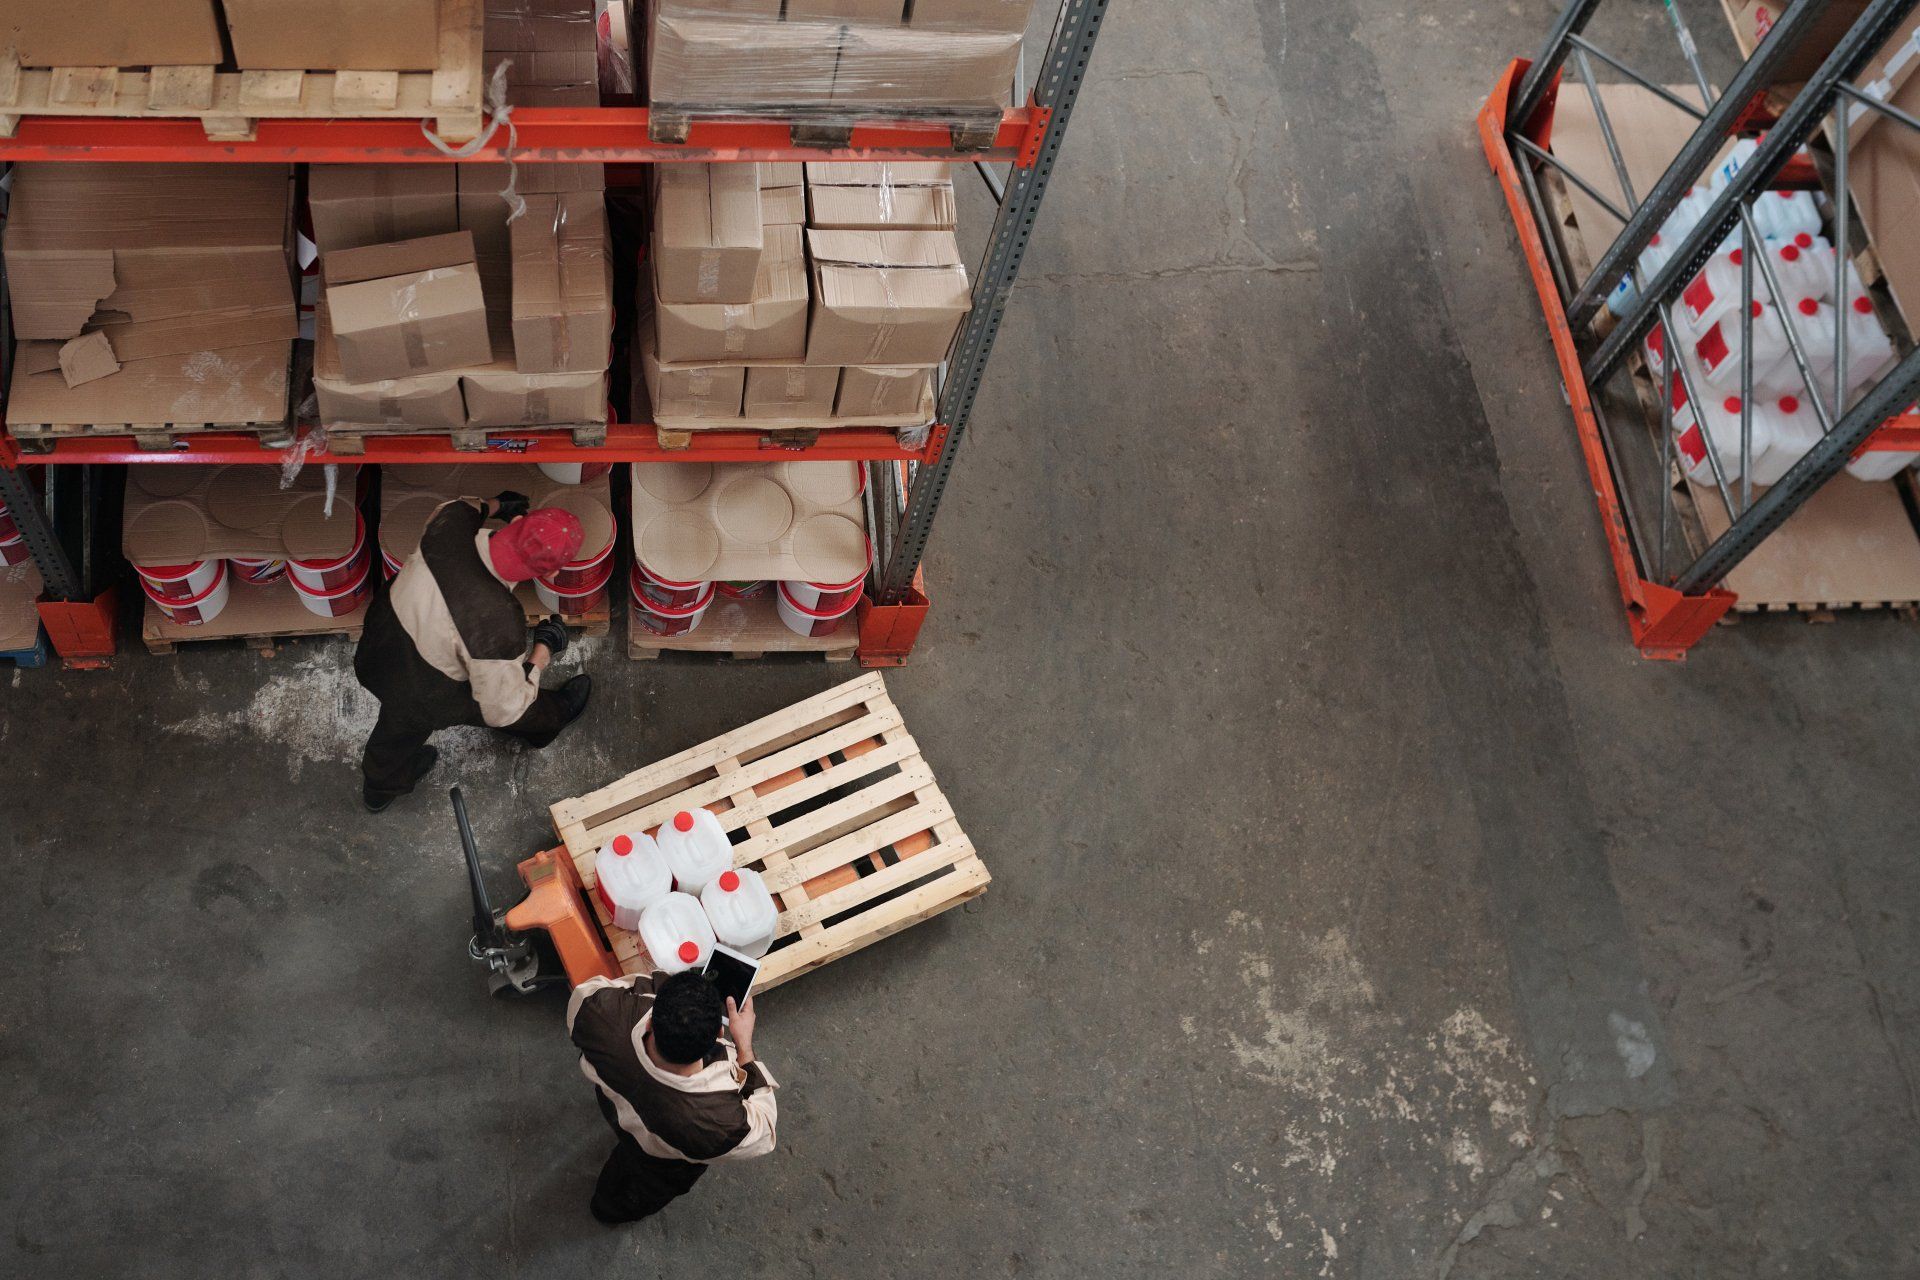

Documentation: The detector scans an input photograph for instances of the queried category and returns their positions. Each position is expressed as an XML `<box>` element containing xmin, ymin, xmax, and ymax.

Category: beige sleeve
<box><xmin>716</xmin><ymin>1085</ymin><xmax>778</xmax><ymax>1162</ymax></box>
<box><xmin>466</xmin><ymin>651</ymin><xmax>540</xmax><ymax>728</ymax></box>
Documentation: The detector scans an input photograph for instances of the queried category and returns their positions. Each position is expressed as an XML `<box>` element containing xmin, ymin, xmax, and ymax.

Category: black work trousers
<box><xmin>359</xmin><ymin>687</ymin><xmax>575</xmax><ymax>802</ymax></box>
<box><xmin>590</xmin><ymin>1095</ymin><xmax>707</xmax><ymax>1223</ymax></box>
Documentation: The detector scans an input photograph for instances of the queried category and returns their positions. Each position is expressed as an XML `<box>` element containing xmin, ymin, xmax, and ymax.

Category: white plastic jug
<box><xmin>701</xmin><ymin>868</ymin><xmax>780</xmax><ymax>959</ymax></box>
<box><xmin>1840</xmin><ymin>294</ymin><xmax>1898</xmax><ymax>398</ymax></box>
<box><xmin>1679</xmin><ymin>247</ymin><xmax>1752</xmax><ymax>338</ymax></box>
<box><xmin>1708</xmin><ymin>138</ymin><xmax>1760</xmax><ymax>192</ymax></box>
<box><xmin>595</xmin><ymin>831</ymin><xmax>672</xmax><ymax>932</ymax></box>
<box><xmin>1748</xmin><ymin>394</ymin><xmax>1821</xmax><ymax>486</ymax></box>
<box><xmin>638</xmin><ymin>892</ymin><xmax>717</xmax><ymax>974</ymax></box>
<box><xmin>1765</xmin><ymin>234</ymin><xmax>1837</xmax><ymax>303</ymax></box>
<box><xmin>658</xmin><ymin>807</ymin><xmax>733</xmax><ymax>895</ymax></box>
<box><xmin>1696</xmin><ymin>301</ymin><xmax>1791</xmax><ymax>392</ymax></box>
<box><xmin>1779</xmin><ymin>296</ymin><xmax>1841</xmax><ymax>394</ymax></box>
<box><xmin>1847</xmin><ymin>400</ymin><xmax>1920</xmax><ymax>481</ymax></box>
<box><xmin>1727</xmin><ymin>190</ymin><xmax>1822</xmax><ymax>246</ymax></box>
<box><xmin>1675</xmin><ymin>392</ymin><xmax>1767</xmax><ymax>487</ymax></box>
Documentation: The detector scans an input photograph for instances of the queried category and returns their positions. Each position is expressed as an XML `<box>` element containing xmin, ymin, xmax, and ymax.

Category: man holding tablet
<box><xmin>566</xmin><ymin>967</ymin><xmax>777</xmax><ymax>1223</ymax></box>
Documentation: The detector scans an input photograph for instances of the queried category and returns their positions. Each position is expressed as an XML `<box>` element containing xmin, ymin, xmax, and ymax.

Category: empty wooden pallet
<box><xmin>549</xmin><ymin>673</ymin><xmax>989</xmax><ymax>992</ymax></box>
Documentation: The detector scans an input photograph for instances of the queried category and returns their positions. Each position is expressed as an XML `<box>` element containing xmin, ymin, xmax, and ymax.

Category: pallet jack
<box><xmin>453</xmin><ymin>785</ymin><xmax>621</xmax><ymax>996</ymax></box>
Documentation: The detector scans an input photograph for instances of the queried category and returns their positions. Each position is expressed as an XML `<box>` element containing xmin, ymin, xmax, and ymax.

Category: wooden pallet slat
<box><xmin>549</xmin><ymin>674</ymin><xmax>987</xmax><ymax>992</ymax></box>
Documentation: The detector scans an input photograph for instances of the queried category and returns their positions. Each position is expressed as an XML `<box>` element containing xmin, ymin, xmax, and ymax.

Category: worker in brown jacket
<box><xmin>353</xmin><ymin>492</ymin><xmax>593</xmax><ymax>812</ymax></box>
<box><xmin>567</xmin><ymin>970</ymin><xmax>777</xmax><ymax>1223</ymax></box>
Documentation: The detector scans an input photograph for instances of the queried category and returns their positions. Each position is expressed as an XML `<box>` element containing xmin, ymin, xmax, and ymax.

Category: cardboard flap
<box><xmin>804</xmin><ymin>161</ymin><xmax>951</xmax><ymax>187</ymax></box>
<box><xmin>322</xmin><ymin>231</ymin><xmax>479</xmax><ymax>286</ymax></box>
<box><xmin>806</xmin><ymin>228</ymin><xmax>964</xmax><ymax>270</ymax></box>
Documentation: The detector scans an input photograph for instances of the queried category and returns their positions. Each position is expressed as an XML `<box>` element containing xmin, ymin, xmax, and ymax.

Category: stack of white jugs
<box><xmin>1632</xmin><ymin>143</ymin><xmax>1907</xmax><ymax>487</ymax></box>
<box><xmin>594</xmin><ymin>808</ymin><xmax>780</xmax><ymax>974</ymax></box>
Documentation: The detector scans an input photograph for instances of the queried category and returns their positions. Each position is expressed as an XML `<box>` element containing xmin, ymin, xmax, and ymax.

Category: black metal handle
<box><xmin>451</xmin><ymin>786</ymin><xmax>497</xmax><ymax>944</ymax></box>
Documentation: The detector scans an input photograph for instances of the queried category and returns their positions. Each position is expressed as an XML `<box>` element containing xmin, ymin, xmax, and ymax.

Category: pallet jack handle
<box><xmin>450</xmin><ymin>785</ymin><xmax>500</xmax><ymax>946</ymax></box>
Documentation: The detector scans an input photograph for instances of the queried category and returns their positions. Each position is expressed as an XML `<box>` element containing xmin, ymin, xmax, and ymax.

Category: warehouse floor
<box><xmin>5</xmin><ymin>2</ymin><xmax>1920</xmax><ymax>1277</ymax></box>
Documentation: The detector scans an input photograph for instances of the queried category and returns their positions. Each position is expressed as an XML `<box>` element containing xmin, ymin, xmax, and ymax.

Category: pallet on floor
<box><xmin>0</xmin><ymin>0</ymin><xmax>485</xmax><ymax>142</ymax></box>
<box><xmin>628</xmin><ymin>592</ymin><xmax>858</xmax><ymax>662</ymax></box>
<box><xmin>550</xmin><ymin>672</ymin><xmax>989</xmax><ymax>993</ymax></box>
<box><xmin>143</xmin><ymin>575</ymin><xmax>367</xmax><ymax>656</ymax></box>
<box><xmin>323</xmin><ymin>420</ymin><xmax>607</xmax><ymax>456</ymax></box>
<box><xmin>0</xmin><ymin>626</ymin><xmax>51</xmax><ymax>669</ymax></box>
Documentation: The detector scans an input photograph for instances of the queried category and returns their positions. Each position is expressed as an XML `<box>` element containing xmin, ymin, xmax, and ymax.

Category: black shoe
<box><xmin>560</xmin><ymin>674</ymin><xmax>593</xmax><ymax>726</ymax></box>
<box><xmin>363</xmin><ymin>787</ymin><xmax>402</xmax><ymax>814</ymax></box>
<box><xmin>362</xmin><ymin>747</ymin><xmax>440</xmax><ymax>813</ymax></box>
<box><xmin>409</xmin><ymin>745</ymin><xmax>441</xmax><ymax>783</ymax></box>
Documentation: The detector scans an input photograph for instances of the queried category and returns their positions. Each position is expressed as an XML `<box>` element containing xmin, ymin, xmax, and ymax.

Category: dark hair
<box><xmin>651</xmin><ymin>971</ymin><xmax>723</xmax><ymax>1065</ymax></box>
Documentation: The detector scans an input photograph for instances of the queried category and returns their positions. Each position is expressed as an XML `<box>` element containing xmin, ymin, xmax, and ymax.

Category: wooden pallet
<box><xmin>10</xmin><ymin>419</ymin><xmax>297</xmax><ymax>454</ymax></box>
<box><xmin>550</xmin><ymin>673</ymin><xmax>989</xmax><ymax>993</ymax></box>
<box><xmin>648</xmin><ymin>102</ymin><xmax>1002</xmax><ymax>151</ymax></box>
<box><xmin>325</xmin><ymin>420</ymin><xmax>607</xmax><ymax>456</ymax></box>
<box><xmin>517</xmin><ymin>582</ymin><xmax>613</xmax><ymax>639</ymax></box>
<box><xmin>142</xmin><ymin>575</ymin><xmax>368</xmax><ymax>656</ymax></box>
<box><xmin>628</xmin><ymin>593</ymin><xmax>858</xmax><ymax>662</ymax></box>
<box><xmin>0</xmin><ymin>627</ymin><xmax>51</xmax><ymax>669</ymax></box>
<box><xmin>0</xmin><ymin>0</ymin><xmax>486</xmax><ymax>142</ymax></box>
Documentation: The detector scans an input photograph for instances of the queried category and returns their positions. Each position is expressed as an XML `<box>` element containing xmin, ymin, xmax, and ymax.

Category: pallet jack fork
<box><xmin>452</xmin><ymin>786</ymin><xmax>620</xmax><ymax>996</ymax></box>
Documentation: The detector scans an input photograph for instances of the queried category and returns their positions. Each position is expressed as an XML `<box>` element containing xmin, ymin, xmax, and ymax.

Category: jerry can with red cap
<box><xmin>658</xmin><ymin>807</ymin><xmax>733</xmax><ymax>895</ymax></box>
<box><xmin>702</xmin><ymin>867</ymin><xmax>779</xmax><ymax>958</ymax></box>
<box><xmin>639</xmin><ymin>893</ymin><xmax>717</xmax><ymax>975</ymax></box>
<box><xmin>595</xmin><ymin>831</ymin><xmax>672</xmax><ymax>932</ymax></box>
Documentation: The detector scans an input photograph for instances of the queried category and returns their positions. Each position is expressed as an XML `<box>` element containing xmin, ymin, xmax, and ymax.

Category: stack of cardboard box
<box><xmin>641</xmin><ymin>161</ymin><xmax>968</xmax><ymax>426</ymax></box>
<box><xmin>4</xmin><ymin>0</ymin><xmax>443</xmax><ymax>71</ymax></box>
<box><xmin>4</xmin><ymin>164</ymin><xmax>298</xmax><ymax>433</ymax></box>
<box><xmin>633</xmin><ymin>0</ymin><xmax>1030</xmax><ymax>118</ymax></box>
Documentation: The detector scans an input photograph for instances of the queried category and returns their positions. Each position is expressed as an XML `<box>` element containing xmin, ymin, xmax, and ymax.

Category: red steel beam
<box><xmin>0</xmin><ymin>106</ymin><xmax>1040</xmax><ymax>164</ymax></box>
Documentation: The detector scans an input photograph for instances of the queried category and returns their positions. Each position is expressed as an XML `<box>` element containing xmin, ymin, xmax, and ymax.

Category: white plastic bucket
<box><xmin>701</xmin><ymin>867</ymin><xmax>778</xmax><ymax>958</ymax></box>
<box><xmin>535</xmin><ymin>553</ymin><xmax>615</xmax><ymax>617</ymax></box>
<box><xmin>637</xmin><ymin>892</ymin><xmax>716</xmax><ymax>975</ymax></box>
<box><xmin>0</xmin><ymin>534</ymin><xmax>28</xmax><ymax>568</ymax></box>
<box><xmin>783</xmin><ymin>536</ymin><xmax>874</xmax><ymax>613</ymax></box>
<box><xmin>537</xmin><ymin>461</ymin><xmax>614</xmax><ymax>485</ymax></box>
<box><xmin>631</xmin><ymin>570</ymin><xmax>715</xmax><ymax>636</ymax></box>
<box><xmin>289</xmin><ymin>509</ymin><xmax>369</xmax><ymax>592</ymax></box>
<box><xmin>228</xmin><ymin>555</ymin><xmax>287</xmax><ymax>585</ymax></box>
<box><xmin>142</xmin><ymin>559</ymin><xmax>230</xmax><ymax>626</ymax></box>
<box><xmin>595</xmin><ymin>831</ymin><xmax>673</xmax><ymax>932</ymax></box>
<box><xmin>289</xmin><ymin>556</ymin><xmax>372</xmax><ymax>618</ymax></box>
<box><xmin>543</xmin><ymin>534</ymin><xmax>614</xmax><ymax>593</ymax></box>
<box><xmin>657</xmin><ymin>807</ymin><xmax>733</xmax><ymax>896</ymax></box>
<box><xmin>716</xmin><ymin>579</ymin><xmax>769</xmax><ymax>600</ymax></box>
<box><xmin>633</xmin><ymin>558</ymin><xmax>707</xmax><ymax>609</ymax></box>
<box><xmin>775</xmin><ymin>580</ymin><xmax>859</xmax><ymax>639</ymax></box>
<box><xmin>136</xmin><ymin>558</ymin><xmax>222</xmax><ymax>601</ymax></box>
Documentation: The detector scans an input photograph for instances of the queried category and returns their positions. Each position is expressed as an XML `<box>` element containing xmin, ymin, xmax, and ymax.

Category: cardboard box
<box><xmin>309</xmin><ymin>165</ymin><xmax>460</xmax><ymax>253</ymax></box>
<box><xmin>628</xmin><ymin>459</ymin><xmax>870</xmax><ymax>582</ymax></box>
<box><xmin>806</xmin><ymin>229</ymin><xmax>971</xmax><ymax>365</ymax></box>
<box><xmin>462</xmin><ymin>316</ymin><xmax>609</xmax><ymax>425</ymax></box>
<box><xmin>488</xmin><ymin>0</ymin><xmax>599</xmax><ymax>51</ymax></box>
<box><xmin>805</xmin><ymin>161</ymin><xmax>956</xmax><ymax>231</ymax></box>
<box><xmin>313</xmin><ymin>302</ymin><xmax>467</xmax><ymax>430</ymax></box>
<box><xmin>654</xmin><ymin>224</ymin><xmax>808</xmax><ymax>363</ymax></box>
<box><xmin>6</xmin><ymin>164</ymin><xmax>296</xmax><ymax>358</ymax></box>
<box><xmin>652</xmin><ymin>165</ymin><xmax>764</xmax><ymax>304</ymax></box>
<box><xmin>1849</xmin><ymin>15</ymin><xmax>1920</xmax><ymax>327</ymax></box>
<box><xmin>511</xmin><ymin>193</ymin><xmax>613</xmax><ymax>374</ymax></box>
<box><xmin>639</xmin><ymin>326</ymin><xmax>745</xmax><ymax>418</ymax></box>
<box><xmin>837</xmin><ymin>365</ymin><xmax>932</xmax><ymax>418</ymax></box>
<box><xmin>760</xmin><ymin>163</ymin><xmax>808</xmax><ymax>227</ymax></box>
<box><xmin>1728</xmin><ymin>0</ymin><xmax>1872</xmax><ymax>84</ymax></box>
<box><xmin>8</xmin><ymin>342</ymin><xmax>292</xmax><ymax>429</ymax></box>
<box><xmin>789</xmin><ymin>0</ymin><xmax>904</xmax><ymax>21</ymax></box>
<box><xmin>2</xmin><ymin>1</ymin><xmax>222</xmax><ymax>67</ymax></box>
<box><xmin>831</xmin><ymin>25</ymin><xmax>1018</xmax><ymax>109</ymax></box>
<box><xmin>322</xmin><ymin>232</ymin><xmax>493</xmax><ymax>382</ymax></box>
<box><xmin>648</xmin><ymin>6</ymin><xmax>843</xmax><ymax>109</ymax></box>
<box><xmin>745</xmin><ymin>365</ymin><xmax>841</xmax><ymax>419</ymax></box>
<box><xmin>121</xmin><ymin>462</ymin><xmax>361</xmax><ymax>568</ymax></box>
<box><xmin>486</xmin><ymin>49</ymin><xmax>600</xmax><ymax>89</ymax></box>
<box><xmin>908</xmin><ymin>0</ymin><xmax>1032</xmax><ymax>32</ymax></box>
<box><xmin>0</xmin><ymin>563</ymin><xmax>43</xmax><ymax>656</ymax></box>
<box><xmin>223</xmin><ymin>0</ymin><xmax>442</xmax><ymax>71</ymax></box>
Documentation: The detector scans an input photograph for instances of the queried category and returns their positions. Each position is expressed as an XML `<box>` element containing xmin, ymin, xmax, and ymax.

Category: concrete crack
<box><xmin>1018</xmin><ymin>259</ymin><xmax>1320</xmax><ymax>286</ymax></box>
<box><xmin>1435</xmin><ymin>1118</ymin><xmax>1567</xmax><ymax>1280</ymax></box>
<box><xmin>1623</xmin><ymin>1116</ymin><xmax>1661</xmax><ymax>1241</ymax></box>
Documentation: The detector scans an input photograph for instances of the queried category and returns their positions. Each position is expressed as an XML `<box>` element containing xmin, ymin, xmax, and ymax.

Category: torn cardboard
<box><xmin>322</xmin><ymin>231</ymin><xmax>492</xmax><ymax>382</ymax></box>
<box><xmin>511</xmin><ymin>192</ymin><xmax>614</xmax><ymax>374</ymax></box>
<box><xmin>640</xmin><ymin>323</ymin><xmax>745</xmax><ymax>419</ymax></box>
<box><xmin>58</xmin><ymin>333</ymin><xmax>122</xmax><ymax>389</ymax></box>
<box><xmin>309</xmin><ymin>165</ymin><xmax>460</xmax><ymax>253</ymax></box>
<box><xmin>6</xmin><ymin>163</ymin><xmax>297</xmax><ymax>357</ymax></box>
<box><xmin>8</xmin><ymin>342</ymin><xmax>292</xmax><ymax>429</ymax></box>
<box><xmin>313</xmin><ymin>301</ymin><xmax>466</xmax><ymax>430</ymax></box>
<box><xmin>628</xmin><ymin>460</ymin><xmax>870</xmax><ymax>583</ymax></box>
<box><xmin>652</xmin><ymin>165</ymin><xmax>764</xmax><ymax>304</ymax></box>
<box><xmin>3</xmin><ymin>1</ymin><xmax>223</xmax><ymax>67</ymax></box>
<box><xmin>654</xmin><ymin>223</ymin><xmax>808</xmax><ymax>363</ymax></box>
<box><xmin>121</xmin><ymin>463</ymin><xmax>361</xmax><ymax>568</ymax></box>
<box><xmin>806</xmin><ymin>161</ymin><xmax>957</xmax><ymax>231</ymax></box>
<box><xmin>745</xmin><ymin>365</ymin><xmax>841</xmax><ymax>419</ymax></box>
<box><xmin>837</xmin><ymin>365</ymin><xmax>932</xmax><ymax>418</ymax></box>
<box><xmin>806</xmin><ymin>228</ymin><xmax>971</xmax><ymax>365</ymax></box>
<box><xmin>223</xmin><ymin>0</ymin><xmax>441</xmax><ymax>70</ymax></box>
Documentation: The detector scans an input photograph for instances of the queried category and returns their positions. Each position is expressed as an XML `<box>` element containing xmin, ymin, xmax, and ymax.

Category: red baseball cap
<box><xmin>488</xmin><ymin>509</ymin><xmax>584</xmax><ymax>582</ymax></box>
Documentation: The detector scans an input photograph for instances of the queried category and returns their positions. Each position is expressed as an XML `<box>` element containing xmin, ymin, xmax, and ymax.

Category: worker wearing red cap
<box><xmin>353</xmin><ymin>491</ymin><xmax>594</xmax><ymax>812</ymax></box>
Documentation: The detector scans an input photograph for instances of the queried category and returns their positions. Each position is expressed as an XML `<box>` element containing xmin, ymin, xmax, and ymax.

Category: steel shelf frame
<box><xmin>0</xmin><ymin>1</ymin><xmax>1108</xmax><ymax>666</ymax></box>
<box><xmin>1481</xmin><ymin>0</ymin><xmax>1920</xmax><ymax>658</ymax></box>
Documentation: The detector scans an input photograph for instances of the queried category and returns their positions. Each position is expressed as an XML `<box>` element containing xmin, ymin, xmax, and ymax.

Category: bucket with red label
<box><xmin>538</xmin><ymin>461</ymin><xmax>614</xmax><ymax>485</ymax></box>
<box><xmin>288</xmin><ymin>509</ymin><xmax>369</xmax><ymax>592</ymax></box>
<box><xmin>536</xmin><ymin>551</ymin><xmax>615</xmax><ymax>617</ymax></box>
<box><xmin>633</xmin><ymin>558</ymin><xmax>707</xmax><ymax>610</ymax></box>
<box><xmin>543</xmin><ymin>535</ymin><xmax>615</xmax><ymax>594</ymax></box>
<box><xmin>228</xmin><ymin>555</ymin><xmax>287</xmax><ymax>585</ymax></box>
<box><xmin>631</xmin><ymin>569</ymin><xmax>715</xmax><ymax>637</ymax></box>
<box><xmin>289</xmin><ymin>556</ymin><xmax>373</xmax><ymax>618</ymax></box>
<box><xmin>0</xmin><ymin>533</ymin><xmax>28</xmax><ymax>567</ymax></box>
<box><xmin>142</xmin><ymin>559</ymin><xmax>230</xmax><ymax>626</ymax></box>
<box><xmin>135</xmin><ymin>559</ymin><xmax>223</xmax><ymax>601</ymax></box>
<box><xmin>775</xmin><ymin>579</ymin><xmax>860</xmax><ymax>638</ymax></box>
<box><xmin>781</xmin><ymin>536</ymin><xmax>873</xmax><ymax>614</ymax></box>
<box><xmin>716</xmin><ymin>579</ymin><xmax>769</xmax><ymax>600</ymax></box>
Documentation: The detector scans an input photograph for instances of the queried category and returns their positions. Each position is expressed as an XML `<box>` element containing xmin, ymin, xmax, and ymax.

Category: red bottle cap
<box><xmin>1730</xmin><ymin>248</ymin><xmax>1744</xmax><ymax>266</ymax></box>
<box><xmin>1780</xmin><ymin>396</ymin><xmax>1800</xmax><ymax>413</ymax></box>
<box><xmin>1855</xmin><ymin>296</ymin><xmax>1875</xmax><ymax>314</ymax></box>
<box><xmin>674</xmin><ymin>811</ymin><xmax>695</xmax><ymax>833</ymax></box>
<box><xmin>1796</xmin><ymin>232</ymin><xmax>1814</xmax><ymax>248</ymax></box>
<box><xmin>613</xmin><ymin>834</ymin><xmax>633</xmax><ymax>857</ymax></box>
<box><xmin>1780</xmin><ymin>244</ymin><xmax>1800</xmax><ymax>262</ymax></box>
<box><xmin>1724</xmin><ymin>397</ymin><xmax>1743</xmax><ymax>414</ymax></box>
<box><xmin>1798</xmin><ymin>297</ymin><xmax>1819</xmax><ymax>316</ymax></box>
<box><xmin>1652</xmin><ymin>233</ymin><xmax>1663</xmax><ymax>246</ymax></box>
<box><xmin>678</xmin><ymin>941</ymin><xmax>700</xmax><ymax>964</ymax></box>
<box><xmin>719</xmin><ymin>871</ymin><xmax>741</xmax><ymax>892</ymax></box>
<box><xmin>1752</xmin><ymin>300</ymin><xmax>1765</xmax><ymax>317</ymax></box>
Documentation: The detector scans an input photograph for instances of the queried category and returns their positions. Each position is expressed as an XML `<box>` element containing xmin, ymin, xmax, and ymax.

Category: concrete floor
<box><xmin>5</xmin><ymin>1</ymin><xmax>1920</xmax><ymax>1276</ymax></box>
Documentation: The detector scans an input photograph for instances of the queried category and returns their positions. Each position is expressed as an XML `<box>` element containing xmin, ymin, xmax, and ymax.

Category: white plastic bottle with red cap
<box><xmin>1839</xmin><ymin>292</ymin><xmax>1898</xmax><ymax>397</ymax></box>
<box><xmin>1748</xmin><ymin>394</ymin><xmax>1822</xmax><ymax>486</ymax></box>
<box><xmin>1777</xmin><ymin>295</ymin><xmax>1841</xmax><ymax>393</ymax></box>
<box><xmin>657</xmin><ymin>807</ymin><xmax>733</xmax><ymax>896</ymax></box>
<box><xmin>1675</xmin><ymin>391</ymin><xmax>1772</xmax><ymax>487</ymax></box>
<box><xmin>638</xmin><ymin>892</ymin><xmax>717</xmax><ymax>975</ymax></box>
<box><xmin>594</xmin><ymin>831</ymin><xmax>672</xmax><ymax>932</ymax></box>
<box><xmin>701</xmin><ymin>867</ymin><xmax>779</xmax><ymax>958</ymax></box>
<box><xmin>1679</xmin><ymin>245</ymin><xmax>1752</xmax><ymax>338</ymax></box>
<box><xmin>1696</xmin><ymin>300</ymin><xmax>1792</xmax><ymax>392</ymax></box>
<box><xmin>1766</xmin><ymin>233</ymin><xmax>1837</xmax><ymax>303</ymax></box>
